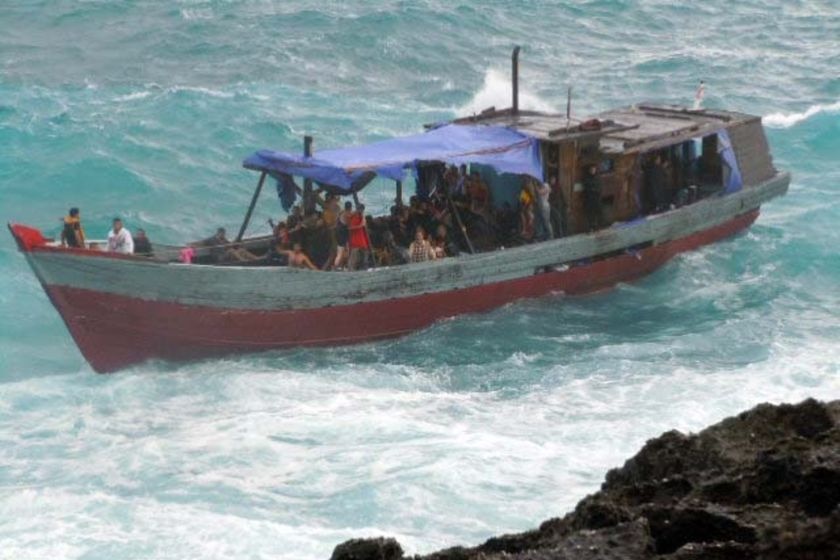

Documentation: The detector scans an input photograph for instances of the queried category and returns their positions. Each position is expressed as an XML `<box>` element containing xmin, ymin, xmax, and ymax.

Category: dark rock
<box><xmin>798</xmin><ymin>466</ymin><xmax>840</xmax><ymax>516</ymax></box>
<box><xmin>508</xmin><ymin>519</ymin><xmax>653</xmax><ymax>559</ymax></box>
<box><xmin>331</xmin><ymin>537</ymin><xmax>403</xmax><ymax>560</ymax></box>
<box><xmin>570</xmin><ymin>496</ymin><xmax>632</xmax><ymax>530</ymax></box>
<box><xmin>603</xmin><ymin>430</ymin><xmax>726</xmax><ymax>491</ymax></box>
<box><xmin>670</xmin><ymin>541</ymin><xmax>754</xmax><ymax>560</ymax></box>
<box><xmin>643</xmin><ymin>507</ymin><xmax>756</xmax><ymax>554</ymax></box>
<box><xmin>330</xmin><ymin>399</ymin><xmax>840</xmax><ymax>560</ymax></box>
<box><xmin>699</xmin><ymin>477</ymin><xmax>742</xmax><ymax>504</ymax></box>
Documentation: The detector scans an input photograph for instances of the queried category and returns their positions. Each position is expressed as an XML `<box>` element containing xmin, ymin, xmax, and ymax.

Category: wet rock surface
<box><xmin>330</xmin><ymin>399</ymin><xmax>840</xmax><ymax>559</ymax></box>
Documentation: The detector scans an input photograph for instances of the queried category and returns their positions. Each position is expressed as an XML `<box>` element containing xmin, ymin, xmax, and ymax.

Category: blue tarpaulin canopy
<box><xmin>243</xmin><ymin>124</ymin><xmax>543</xmax><ymax>192</ymax></box>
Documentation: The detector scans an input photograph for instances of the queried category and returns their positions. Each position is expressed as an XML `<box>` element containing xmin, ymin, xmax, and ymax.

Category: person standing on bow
<box><xmin>107</xmin><ymin>217</ymin><xmax>134</xmax><ymax>254</ymax></box>
<box><xmin>60</xmin><ymin>207</ymin><xmax>86</xmax><ymax>248</ymax></box>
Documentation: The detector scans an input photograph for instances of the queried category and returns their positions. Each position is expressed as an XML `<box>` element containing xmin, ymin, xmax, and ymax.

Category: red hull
<box><xmin>39</xmin><ymin>210</ymin><xmax>759</xmax><ymax>373</ymax></box>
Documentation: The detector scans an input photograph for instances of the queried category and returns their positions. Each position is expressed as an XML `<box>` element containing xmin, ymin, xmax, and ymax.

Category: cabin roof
<box><xmin>452</xmin><ymin>103</ymin><xmax>760</xmax><ymax>153</ymax></box>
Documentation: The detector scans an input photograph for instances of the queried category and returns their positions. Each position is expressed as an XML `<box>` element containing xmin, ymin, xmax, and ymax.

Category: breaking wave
<box><xmin>458</xmin><ymin>69</ymin><xmax>556</xmax><ymax>116</ymax></box>
<box><xmin>764</xmin><ymin>100</ymin><xmax>840</xmax><ymax>128</ymax></box>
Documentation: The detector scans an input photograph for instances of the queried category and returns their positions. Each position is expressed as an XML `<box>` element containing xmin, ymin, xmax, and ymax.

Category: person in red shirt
<box><xmin>348</xmin><ymin>203</ymin><xmax>371</xmax><ymax>270</ymax></box>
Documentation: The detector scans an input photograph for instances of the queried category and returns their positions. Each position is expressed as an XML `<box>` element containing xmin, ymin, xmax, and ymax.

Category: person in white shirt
<box><xmin>535</xmin><ymin>179</ymin><xmax>554</xmax><ymax>241</ymax></box>
<box><xmin>107</xmin><ymin>217</ymin><xmax>134</xmax><ymax>254</ymax></box>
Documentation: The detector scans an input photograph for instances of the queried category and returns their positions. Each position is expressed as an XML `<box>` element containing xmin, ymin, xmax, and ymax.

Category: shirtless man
<box><xmin>281</xmin><ymin>243</ymin><xmax>318</xmax><ymax>270</ymax></box>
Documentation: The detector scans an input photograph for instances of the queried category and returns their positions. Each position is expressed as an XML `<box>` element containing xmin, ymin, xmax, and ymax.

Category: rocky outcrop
<box><xmin>330</xmin><ymin>399</ymin><xmax>840</xmax><ymax>560</ymax></box>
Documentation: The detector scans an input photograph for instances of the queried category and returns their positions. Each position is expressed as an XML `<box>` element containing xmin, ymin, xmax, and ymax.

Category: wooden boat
<box><xmin>9</xmin><ymin>52</ymin><xmax>789</xmax><ymax>373</ymax></box>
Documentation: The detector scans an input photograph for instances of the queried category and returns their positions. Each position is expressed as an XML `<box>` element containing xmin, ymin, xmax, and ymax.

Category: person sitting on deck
<box><xmin>408</xmin><ymin>198</ymin><xmax>434</xmax><ymax>236</ymax></box>
<box><xmin>348</xmin><ymin>203</ymin><xmax>371</xmax><ymax>270</ymax></box>
<box><xmin>432</xmin><ymin>224</ymin><xmax>458</xmax><ymax>258</ymax></box>
<box><xmin>583</xmin><ymin>164</ymin><xmax>605</xmax><ymax>231</ymax></box>
<box><xmin>267</xmin><ymin>222</ymin><xmax>291</xmax><ymax>266</ymax></box>
<box><xmin>193</xmin><ymin>227</ymin><xmax>258</xmax><ymax>263</ymax></box>
<box><xmin>107</xmin><ymin>218</ymin><xmax>134</xmax><ymax>254</ymax></box>
<box><xmin>376</xmin><ymin>231</ymin><xmax>408</xmax><ymax>266</ymax></box>
<box><xmin>280</xmin><ymin>243</ymin><xmax>318</xmax><ymax>270</ymax></box>
<box><xmin>60</xmin><ymin>207</ymin><xmax>86</xmax><ymax>248</ymax></box>
<box><xmin>222</xmin><ymin>244</ymin><xmax>260</xmax><ymax>263</ymax></box>
<box><xmin>196</xmin><ymin>227</ymin><xmax>230</xmax><ymax>262</ymax></box>
<box><xmin>133</xmin><ymin>228</ymin><xmax>153</xmax><ymax>256</ymax></box>
<box><xmin>408</xmin><ymin>227</ymin><xmax>437</xmax><ymax>263</ymax></box>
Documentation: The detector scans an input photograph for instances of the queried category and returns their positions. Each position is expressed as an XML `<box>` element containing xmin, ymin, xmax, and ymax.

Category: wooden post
<box><xmin>303</xmin><ymin>135</ymin><xmax>313</xmax><ymax>215</ymax></box>
<box><xmin>446</xmin><ymin>190</ymin><xmax>475</xmax><ymax>254</ymax></box>
<box><xmin>236</xmin><ymin>171</ymin><xmax>267</xmax><ymax>242</ymax></box>
<box><xmin>395</xmin><ymin>180</ymin><xmax>403</xmax><ymax>207</ymax></box>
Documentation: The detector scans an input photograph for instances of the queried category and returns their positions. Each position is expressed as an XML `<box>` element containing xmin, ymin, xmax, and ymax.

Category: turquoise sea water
<box><xmin>1</xmin><ymin>1</ymin><xmax>838</xmax><ymax>558</ymax></box>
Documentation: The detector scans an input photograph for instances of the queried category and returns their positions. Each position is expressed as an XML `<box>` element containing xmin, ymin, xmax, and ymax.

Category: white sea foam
<box><xmin>114</xmin><ymin>91</ymin><xmax>152</xmax><ymax>102</ymax></box>
<box><xmin>764</xmin><ymin>100</ymin><xmax>840</xmax><ymax>128</ymax></box>
<box><xmin>3</xmin><ymin>327</ymin><xmax>837</xmax><ymax>559</ymax></box>
<box><xmin>167</xmin><ymin>85</ymin><xmax>235</xmax><ymax>98</ymax></box>
<box><xmin>180</xmin><ymin>8</ymin><xmax>214</xmax><ymax>21</ymax></box>
<box><xmin>458</xmin><ymin>69</ymin><xmax>556</xmax><ymax>115</ymax></box>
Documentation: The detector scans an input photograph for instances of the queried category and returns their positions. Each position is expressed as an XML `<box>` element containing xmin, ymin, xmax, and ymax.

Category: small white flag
<box><xmin>693</xmin><ymin>80</ymin><xmax>706</xmax><ymax>110</ymax></box>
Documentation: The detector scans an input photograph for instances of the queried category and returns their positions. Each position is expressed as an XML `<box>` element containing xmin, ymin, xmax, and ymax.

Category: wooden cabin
<box><xmin>455</xmin><ymin>103</ymin><xmax>776</xmax><ymax>235</ymax></box>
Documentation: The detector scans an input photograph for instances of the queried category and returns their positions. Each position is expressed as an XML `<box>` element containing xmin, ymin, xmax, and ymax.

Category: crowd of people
<box><xmin>259</xmin><ymin>163</ymin><xmax>584</xmax><ymax>271</ymax></box>
<box><xmin>56</xmin><ymin>162</ymin><xmax>614</xmax><ymax>269</ymax></box>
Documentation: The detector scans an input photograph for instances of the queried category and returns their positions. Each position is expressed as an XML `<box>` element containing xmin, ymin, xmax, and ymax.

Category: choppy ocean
<box><xmin>1</xmin><ymin>1</ymin><xmax>838</xmax><ymax>558</ymax></box>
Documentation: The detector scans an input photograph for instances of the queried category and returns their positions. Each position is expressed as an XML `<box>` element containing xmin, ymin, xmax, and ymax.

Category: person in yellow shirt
<box><xmin>519</xmin><ymin>185</ymin><xmax>535</xmax><ymax>240</ymax></box>
<box><xmin>60</xmin><ymin>207</ymin><xmax>86</xmax><ymax>248</ymax></box>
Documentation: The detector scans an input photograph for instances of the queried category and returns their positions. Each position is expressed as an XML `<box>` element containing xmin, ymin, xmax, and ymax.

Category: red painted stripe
<box><xmin>42</xmin><ymin>210</ymin><xmax>759</xmax><ymax>373</ymax></box>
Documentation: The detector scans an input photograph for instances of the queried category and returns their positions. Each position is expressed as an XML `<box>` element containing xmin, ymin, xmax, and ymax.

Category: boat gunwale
<box><xmin>17</xmin><ymin>171</ymin><xmax>790</xmax><ymax>277</ymax></box>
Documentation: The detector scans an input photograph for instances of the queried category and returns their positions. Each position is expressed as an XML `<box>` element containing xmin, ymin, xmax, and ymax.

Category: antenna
<box><xmin>566</xmin><ymin>86</ymin><xmax>573</xmax><ymax>125</ymax></box>
<box><xmin>511</xmin><ymin>46</ymin><xmax>521</xmax><ymax>114</ymax></box>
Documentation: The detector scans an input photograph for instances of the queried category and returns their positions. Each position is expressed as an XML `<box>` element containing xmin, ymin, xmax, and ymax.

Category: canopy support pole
<box><xmin>446</xmin><ymin>190</ymin><xmax>475</xmax><ymax>254</ymax></box>
<box><xmin>236</xmin><ymin>171</ymin><xmax>267</xmax><ymax>242</ymax></box>
<box><xmin>395</xmin><ymin>180</ymin><xmax>403</xmax><ymax>207</ymax></box>
<box><xmin>303</xmin><ymin>135</ymin><xmax>314</xmax><ymax>215</ymax></box>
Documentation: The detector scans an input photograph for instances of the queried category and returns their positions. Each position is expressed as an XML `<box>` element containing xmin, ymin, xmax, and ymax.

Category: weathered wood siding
<box><xmin>729</xmin><ymin>119</ymin><xmax>776</xmax><ymax>186</ymax></box>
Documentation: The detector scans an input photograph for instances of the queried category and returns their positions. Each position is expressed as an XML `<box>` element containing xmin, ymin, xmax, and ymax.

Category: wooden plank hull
<box><xmin>11</xmin><ymin>173</ymin><xmax>788</xmax><ymax>372</ymax></box>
